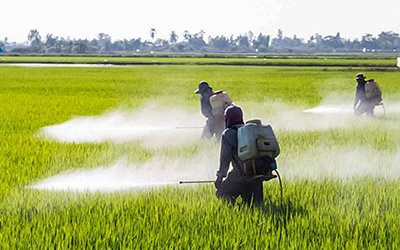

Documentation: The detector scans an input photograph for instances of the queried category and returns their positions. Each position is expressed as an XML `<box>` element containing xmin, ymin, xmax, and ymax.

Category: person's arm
<box><xmin>200</xmin><ymin>96</ymin><xmax>213</xmax><ymax>118</ymax></box>
<box><xmin>354</xmin><ymin>88</ymin><xmax>361</xmax><ymax>109</ymax></box>
<box><xmin>216</xmin><ymin>133</ymin><xmax>232</xmax><ymax>178</ymax></box>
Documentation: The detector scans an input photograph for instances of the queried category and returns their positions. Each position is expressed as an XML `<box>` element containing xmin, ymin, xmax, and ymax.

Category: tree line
<box><xmin>1</xmin><ymin>29</ymin><xmax>400</xmax><ymax>54</ymax></box>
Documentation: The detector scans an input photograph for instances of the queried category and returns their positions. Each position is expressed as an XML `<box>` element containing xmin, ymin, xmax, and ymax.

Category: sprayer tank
<box><xmin>209</xmin><ymin>90</ymin><xmax>232</xmax><ymax>117</ymax></box>
<box><xmin>238</xmin><ymin>119</ymin><xmax>280</xmax><ymax>161</ymax></box>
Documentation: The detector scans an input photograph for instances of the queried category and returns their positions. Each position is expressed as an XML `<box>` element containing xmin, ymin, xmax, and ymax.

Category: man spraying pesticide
<box><xmin>194</xmin><ymin>81</ymin><xmax>232</xmax><ymax>140</ymax></box>
<box><xmin>214</xmin><ymin>104</ymin><xmax>282</xmax><ymax>206</ymax></box>
<box><xmin>353</xmin><ymin>73</ymin><xmax>384</xmax><ymax>118</ymax></box>
<box><xmin>179</xmin><ymin>104</ymin><xmax>282</xmax><ymax>206</ymax></box>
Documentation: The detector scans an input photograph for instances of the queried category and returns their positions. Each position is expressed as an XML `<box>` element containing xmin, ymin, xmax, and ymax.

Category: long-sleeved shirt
<box><xmin>200</xmin><ymin>90</ymin><xmax>213</xmax><ymax>118</ymax></box>
<box><xmin>354</xmin><ymin>81</ymin><xmax>366</xmax><ymax>107</ymax></box>
<box><xmin>216</xmin><ymin>125</ymin><xmax>245</xmax><ymax>179</ymax></box>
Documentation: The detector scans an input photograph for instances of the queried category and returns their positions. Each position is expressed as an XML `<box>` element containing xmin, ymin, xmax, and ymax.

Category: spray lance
<box><xmin>178</xmin><ymin>169</ymin><xmax>283</xmax><ymax>205</ymax></box>
<box><xmin>175</xmin><ymin>126</ymin><xmax>204</xmax><ymax>129</ymax></box>
<box><xmin>179</xmin><ymin>119</ymin><xmax>283</xmax><ymax>205</ymax></box>
<box><xmin>179</xmin><ymin>180</ymin><xmax>214</xmax><ymax>184</ymax></box>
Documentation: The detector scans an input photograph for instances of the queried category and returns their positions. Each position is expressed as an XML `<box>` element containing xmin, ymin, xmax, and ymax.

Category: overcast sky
<box><xmin>2</xmin><ymin>0</ymin><xmax>399</xmax><ymax>43</ymax></box>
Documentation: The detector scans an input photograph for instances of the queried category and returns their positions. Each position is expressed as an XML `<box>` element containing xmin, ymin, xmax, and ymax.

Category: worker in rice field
<box><xmin>214</xmin><ymin>104</ymin><xmax>274</xmax><ymax>206</ymax></box>
<box><xmin>194</xmin><ymin>81</ymin><xmax>225</xmax><ymax>140</ymax></box>
<box><xmin>353</xmin><ymin>73</ymin><xmax>377</xmax><ymax>117</ymax></box>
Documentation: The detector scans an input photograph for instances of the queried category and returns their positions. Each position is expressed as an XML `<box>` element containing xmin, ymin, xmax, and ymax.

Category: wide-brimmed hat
<box><xmin>194</xmin><ymin>81</ymin><xmax>210</xmax><ymax>94</ymax></box>
<box><xmin>355</xmin><ymin>73</ymin><xmax>366</xmax><ymax>80</ymax></box>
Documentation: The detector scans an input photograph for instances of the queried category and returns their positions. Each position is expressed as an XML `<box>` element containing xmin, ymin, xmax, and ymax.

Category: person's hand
<box><xmin>214</xmin><ymin>177</ymin><xmax>223</xmax><ymax>189</ymax></box>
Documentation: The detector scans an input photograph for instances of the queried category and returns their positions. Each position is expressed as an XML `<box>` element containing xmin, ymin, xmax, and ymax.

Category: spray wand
<box><xmin>179</xmin><ymin>173</ymin><xmax>283</xmax><ymax>205</ymax></box>
<box><xmin>179</xmin><ymin>180</ymin><xmax>214</xmax><ymax>184</ymax></box>
<box><xmin>175</xmin><ymin>126</ymin><xmax>204</xmax><ymax>129</ymax></box>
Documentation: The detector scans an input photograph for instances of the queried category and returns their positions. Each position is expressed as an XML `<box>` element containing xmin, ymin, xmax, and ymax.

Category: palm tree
<box><xmin>27</xmin><ymin>29</ymin><xmax>42</xmax><ymax>52</ymax></box>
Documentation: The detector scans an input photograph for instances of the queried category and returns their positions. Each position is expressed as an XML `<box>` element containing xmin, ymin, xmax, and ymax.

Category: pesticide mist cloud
<box><xmin>260</xmin><ymin>99</ymin><xmax>399</xmax><ymax>132</ymax></box>
<box><xmin>30</xmin><ymin>149</ymin><xmax>220</xmax><ymax>192</ymax></box>
<box><xmin>34</xmin><ymin>103</ymin><xmax>221</xmax><ymax>192</ymax></box>
<box><xmin>39</xmin><ymin>103</ymin><xmax>205</xmax><ymax>147</ymax></box>
<box><xmin>249</xmin><ymin>99</ymin><xmax>400</xmax><ymax>180</ymax></box>
<box><xmin>31</xmin><ymin>100</ymin><xmax>400</xmax><ymax>192</ymax></box>
<box><xmin>39</xmin><ymin>99</ymin><xmax>399</xmax><ymax>145</ymax></box>
<box><xmin>250</xmin><ymin>100</ymin><xmax>357</xmax><ymax>132</ymax></box>
<box><xmin>274</xmin><ymin>99</ymin><xmax>400</xmax><ymax>180</ymax></box>
<box><xmin>281</xmin><ymin>145</ymin><xmax>400</xmax><ymax>180</ymax></box>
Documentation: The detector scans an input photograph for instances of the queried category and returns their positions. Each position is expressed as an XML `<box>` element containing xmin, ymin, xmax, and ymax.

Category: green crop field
<box><xmin>1</xmin><ymin>59</ymin><xmax>400</xmax><ymax>249</ymax></box>
<box><xmin>1</xmin><ymin>54</ymin><xmax>399</xmax><ymax>67</ymax></box>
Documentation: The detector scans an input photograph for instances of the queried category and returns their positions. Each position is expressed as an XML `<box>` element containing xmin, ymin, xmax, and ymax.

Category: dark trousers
<box><xmin>216</xmin><ymin>174</ymin><xmax>264</xmax><ymax>206</ymax></box>
<box><xmin>201</xmin><ymin>115</ymin><xmax>225</xmax><ymax>140</ymax></box>
<box><xmin>354</xmin><ymin>102</ymin><xmax>375</xmax><ymax>117</ymax></box>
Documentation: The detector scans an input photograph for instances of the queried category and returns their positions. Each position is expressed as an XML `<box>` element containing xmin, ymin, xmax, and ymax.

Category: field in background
<box><xmin>1</xmin><ymin>54</ymin><xmax>399</xmax><ymax>67</ymax></box>
<box><xmin>0</xmin><ymin>59</ymin><xmax>399</xmax><ymax>248</ymax></box>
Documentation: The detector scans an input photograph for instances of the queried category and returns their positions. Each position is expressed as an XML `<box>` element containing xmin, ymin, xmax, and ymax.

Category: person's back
<box><xmin>216</xmin><ymin>123</ymin><xmax>244</xmax><ymax>180</ymax></box>
<box><xmin>194</xmin><ymin>81</ymin><xmax>225</xmax><ymax>139</ymax></box>
<box><xmin>353</xmin><ymin>73</ymin><xmax>375</xmax><ymax>117</ymax></box>
<box><xmin>199</xmin><ymin>88</ymin><xmax>213</xmax><ymax>118</ymax></box>
<box><xmin>355</xmin><ymin>78</ymin><xmax>367</xmax><ymax>101</ymax></box>
<box><xmin>214</xmin><ymin>104</ymin><xmax>264</xmax><ymax>206</ymax></box>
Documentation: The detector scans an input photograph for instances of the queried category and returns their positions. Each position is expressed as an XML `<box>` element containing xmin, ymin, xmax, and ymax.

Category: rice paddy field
<box><xmin>1</xmin><ymin>56</ymin><xmax>400</xmax><ymax>249</ymax></box>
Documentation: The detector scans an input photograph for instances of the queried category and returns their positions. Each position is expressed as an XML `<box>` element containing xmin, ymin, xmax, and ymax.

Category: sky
<box><xmin>2</xmin><ymin>0</ymin><xmax>400</xmax><ymax>43</ymax></box>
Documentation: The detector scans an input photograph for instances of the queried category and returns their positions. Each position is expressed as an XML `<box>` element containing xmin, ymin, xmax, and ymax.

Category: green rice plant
<box><xmin>0</xmin><ymin>62</ymin><xmax>399</xmax><ymax>249</ymax></box>
<box><xmin>0</xmin><ymin>55</ymin><xmax>398</xmax><ymax>67</ymax></box>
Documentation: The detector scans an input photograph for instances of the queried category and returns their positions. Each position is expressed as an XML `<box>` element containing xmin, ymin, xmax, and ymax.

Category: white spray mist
<box><xmin>31</xmin><ymin>100</ymin><xmax>400</xmax><ymax>192</ymax></box>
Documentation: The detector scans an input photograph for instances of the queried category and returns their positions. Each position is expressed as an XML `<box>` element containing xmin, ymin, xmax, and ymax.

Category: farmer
<box><xmin>353</xmin><ymin>73</ymin><xmax>375</xmax><ymax>117</ymax></box>
<box><xmin>194</xmin><ymin>81</ymin><xmax>225</xmax><ymax>140</ymax></box>
<box><xmin>214</xmin><ymin>104</ymin><xmax>274</xmax><ymax>206</ymax></box>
